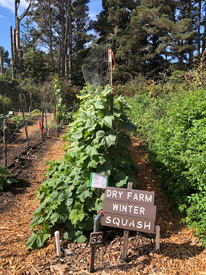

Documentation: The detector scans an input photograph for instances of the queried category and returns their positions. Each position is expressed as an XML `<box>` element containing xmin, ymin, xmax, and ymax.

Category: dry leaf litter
<box><xmin>0</xmin><ymin>122</ymin><xmax>205</xmax><ymax>275</ymax></box>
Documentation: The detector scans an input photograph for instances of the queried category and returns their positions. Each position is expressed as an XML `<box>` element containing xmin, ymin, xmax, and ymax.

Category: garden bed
<box><xmin>0</xmin><ymin>130</ymin><xmax>205</xmax><ymax>274</ymax></box>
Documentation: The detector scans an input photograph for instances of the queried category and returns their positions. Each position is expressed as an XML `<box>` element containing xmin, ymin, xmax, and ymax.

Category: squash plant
<box><xmin>26</xmin><ymin>84</ymin><xmax>139</xmax><ymax>249</ymax></box>
<box><xmin>0</xmin><ymin>165</ymin><xmax>17</xmax><ymax>190</ymax></box>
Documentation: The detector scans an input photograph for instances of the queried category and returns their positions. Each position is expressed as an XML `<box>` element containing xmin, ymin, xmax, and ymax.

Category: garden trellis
<box><xmin>82</xmin><ymin>39</ymin><xmax>115</xmax><ymax>88</ymax></box>
<box><xmin>0</xmin><ymin>80</ymin><xmax>77</xmax><ymax>169</ymax></box>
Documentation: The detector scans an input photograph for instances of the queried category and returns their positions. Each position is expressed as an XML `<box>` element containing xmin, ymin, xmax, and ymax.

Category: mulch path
<box><xmin>0</xmin><ymin>129</ymin><xmax>206</xmax><ymax>275</ymax></box>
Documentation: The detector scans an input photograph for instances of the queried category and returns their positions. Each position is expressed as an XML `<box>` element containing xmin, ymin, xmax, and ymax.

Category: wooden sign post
<box><xmin>102</xmin><ymin>184</ymin><xmax>157</xmax><ymax>260</ymax></box>
<box><xmin>123</xmin><ymin>182</ymin><xmax>132</xmax><ymax>261</ymax></box>
<box><xmin>90</xmin><ymin>232</ymin><xmax>103</xmax><ymax>247</ymax></box>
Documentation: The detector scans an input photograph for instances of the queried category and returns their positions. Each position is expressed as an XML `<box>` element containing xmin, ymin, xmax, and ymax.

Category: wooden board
<box><xmin>103</xmin><ymin>199</ymin><xmax>156</xmax><ymax>219</ymax></box>
<box><xmin>102</xmin><ymin>213</ymin><xmax>155</xmax><ymax>233</ymax></box>
<box><xmin>105</xmin><ymin>186</ymin><xmax>155</xmax><ymax>205</ymax></box>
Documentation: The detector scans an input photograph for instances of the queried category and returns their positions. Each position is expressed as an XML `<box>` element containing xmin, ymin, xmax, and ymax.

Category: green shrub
<box><xmin>0</xmin><ymin>166</ymin><xmax>17</xmax><ymax>190</ymax></box>
<box><xmin>26</xmin><ymin>84</ymin><xmax>139</xmax><ymax>249</ymax></box>
<box><xmin>54</xmin><ymin>76</ymin><xmax>74</xmax><ymax>125</ymax></box>
<box><xmin>128</xmin><ymin>87</ymin><xmax>206</xmax><ymax>246</ymax></box>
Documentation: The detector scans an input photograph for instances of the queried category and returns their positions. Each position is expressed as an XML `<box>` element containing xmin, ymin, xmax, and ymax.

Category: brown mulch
<box><xmin>0</xmin><ymin>129</ymin><xmax>206</xmax><ymax>275</ymax></box>
<box><xmin>0</xmin><ymin>114</ymin><xmax>54</xmax><ymax>168</ymax></box>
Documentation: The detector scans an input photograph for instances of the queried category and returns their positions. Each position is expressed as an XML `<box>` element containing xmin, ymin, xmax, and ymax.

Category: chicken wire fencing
<box><xmin>0</xmin><ymin>111</ymin><xmax>57</xmax><ymax>168</ymax></box>
<box><xmin>82</xmin><ymin>39</ymin><xmax>114</xmax><ymax>88</ymax></box>
<box><xmin>0</xmin><ymin>82</ymin><xmax>77</xmax><ymax>168</ymax></box>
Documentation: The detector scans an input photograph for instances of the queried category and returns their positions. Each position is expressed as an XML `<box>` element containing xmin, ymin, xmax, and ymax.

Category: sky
<box><xmin>0</xmin><ymin>0</ymin><xmax>103</xmax><ymax>57</ymax></box>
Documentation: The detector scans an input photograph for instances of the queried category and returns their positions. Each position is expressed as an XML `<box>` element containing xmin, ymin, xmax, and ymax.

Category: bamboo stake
<box><xmin>45</xmin><ymin>108</ymin><xmax>48</xmax><ymax>135</ymax></box>
<box><xmin>13</xmin><ymin>29</ymin><xmax>17</xmax><ymax>70</ymax></box>
<box><xmin>54</xmin><ymin>231</ymin><xmax>61</xmax><ymax>257</ymax></box>
<box><xmin>156</xmin><ymin>225</ymin><xmax>160</xmax><ymax>250</ymax></box>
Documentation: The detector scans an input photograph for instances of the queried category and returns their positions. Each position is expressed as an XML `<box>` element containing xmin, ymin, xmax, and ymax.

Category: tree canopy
<box><xmin>3</xmin><ymin>0</ymin><xmax>206</xmax><ymax>85</ymax></box>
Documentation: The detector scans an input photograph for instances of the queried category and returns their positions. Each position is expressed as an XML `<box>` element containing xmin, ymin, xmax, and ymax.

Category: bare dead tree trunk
<box><xmin>14</xmin><ymin>0</ymin><xmax>31</xmax><ymax>75</ymax></box>
<box><xmin>10</xmin><ymin>26</ymin><xmax>14</xmax><ymax>78</ymax></box>
<box><xmin>13</xmin><ymin>29</ymin><xmax>17</xmax><ymax>71</ymax></box>
<box><xmin>16</xmin><ymin>16</ymin><xmax>20</xmax><ymax>54</ymax></box>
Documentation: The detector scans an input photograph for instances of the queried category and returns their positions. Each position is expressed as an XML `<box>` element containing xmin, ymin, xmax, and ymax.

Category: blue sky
<box><xmin>0</xmin><ymin>0</ymin><xmax>102</xmax><ymax>57</ymax></box>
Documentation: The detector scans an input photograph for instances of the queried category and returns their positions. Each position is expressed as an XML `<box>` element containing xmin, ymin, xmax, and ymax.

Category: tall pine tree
<box><xmin>99</xmin><ymin>0</ymin><xmax>194</xmax><ymax>82</ymax></box>
<box><xmin>24</xmin><ymin>0</ymin><xmax>92</xmax><ymax>85</ymax></box>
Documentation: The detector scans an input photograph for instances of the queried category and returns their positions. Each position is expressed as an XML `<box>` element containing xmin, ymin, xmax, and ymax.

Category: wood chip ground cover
<box><xmin>0</xmin><ymin>124</ymin><xmax>206</xmax><ymax>274</ymax></box>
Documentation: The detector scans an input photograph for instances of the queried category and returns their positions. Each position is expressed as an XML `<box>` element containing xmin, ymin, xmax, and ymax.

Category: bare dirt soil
<box><xmin>0</xmin><ymin>123</ymin><xmax>206</xmax><ymax>275</ymax></box>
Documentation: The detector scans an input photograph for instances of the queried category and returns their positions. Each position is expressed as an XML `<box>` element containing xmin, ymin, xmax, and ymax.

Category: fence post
<box><xmin>0</xmin><ymin>87</ymin><xmax>7</xmax><ymax>167</ymax></box>
<box><xmin>19</xmin><ymin>91</ymin><xmax>29</xmax><ymax>149</ymax></box>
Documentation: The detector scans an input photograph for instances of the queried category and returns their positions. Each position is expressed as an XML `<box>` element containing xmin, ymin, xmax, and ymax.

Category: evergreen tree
<box><xmin>135</xmin><ymin>0</ymin><xmax>193</xmax><ymax>71</ymax></box>
<box><xmin>202</xmin><ymin>1</ymin><xmax>206</xmax><ymax>52</ymax></box>
<box><xmin>22</xmin><ymin>48</ymin><xmax>50</xmax><ymax>82</ymax></box>
<box><xmin>106</xmin><ymin>0</ymin><xmax>141</xmax><ymax>83</ymax></box>
<box><xmin>0</xmin><ymin>47</ymin><xmax>10</xmax><ymax>69</ymax></box>
<box><xmin>102</xmin><ymin>0</ymin><xmax>194</xmax><ymax>82</ymax></box>
<box><xmin>93</xmin><ymin>0</ymin><xmax>114</xmax><ymax>43</ymax></box>
<box><xmin>71</xmin><ymin>0</ymin><xmax>93</xmax><ymax>86</ymax></box>
<box><xmin>176</xmin><ymin>0</ymin><xmax>195</xmax><ymax>64</ymax></box>
<box><xmin>25</xmin><ymin>0</ymin><xmax>93</xmax><ymax>84</ymax></box>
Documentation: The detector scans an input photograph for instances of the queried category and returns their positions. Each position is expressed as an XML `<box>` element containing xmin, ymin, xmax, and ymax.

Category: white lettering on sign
<box><xmin>145</xmin><ymin>194</ymin><xmax>152</xmax><ymax>203</ymax></box>
<box><xmin>105</xmin><ymin>215</ymin><xmax>151</xmax><ymax>231</ymax></box>
<box><xmin>106</xmin><ymin>189</ymin><xmax>123</xmax><ymax>199</ymax></box>
<box><xmin>127</xmin><ymin>192</ymin><xmax>132</xmax><ymax>200</ymax></box>
<box><xmin>129</xmin><ymin>192</ymin><xmax>152</xmax><ymax>203</ymax></box>
<box><xmin>105</xmin><ymin>216</ymin><xmax>111</xmax><ymax>224</ymax></box>
<box><xmin>107</xmin><ymin>188</ymin><xmax>153</xmax><ymax>203</ymax></box>
<box><xmin>112</xmin><ymin>203</ymin><xmax>145</xmax><ymax>215</ymax></box>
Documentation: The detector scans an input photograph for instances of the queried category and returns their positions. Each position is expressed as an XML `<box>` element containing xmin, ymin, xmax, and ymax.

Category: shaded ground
<box><xmin>0</xmin><ymin>128</ymin><xmax>206</xmax><ymax>275</ymax></box>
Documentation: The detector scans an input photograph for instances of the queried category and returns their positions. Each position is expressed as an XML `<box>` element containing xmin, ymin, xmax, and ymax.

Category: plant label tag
<box><xmin>9</xmin><ymin>111</ymin><xmax>13</xmax><ymax>115</ymax></box>
<box><xmin>90</xmin><ymin>173</ymin><xmax>109</xmax><ymax>189</ymax></box>
<box><xmin>89</xmin><ymin>232</ymin><xmax>103</xmax><ymax>247</ymax></box>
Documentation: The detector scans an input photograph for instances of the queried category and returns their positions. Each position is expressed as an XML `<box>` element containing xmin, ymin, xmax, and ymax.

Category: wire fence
<box><xmin>82</xmin><ymin>39</ymin><xmax>113</xmax><ymax>88</ymax></box>
<box><xmin>0</xmin><ymin>77</ymin><xmax>80</xmax><ymax>169</ymax></box>
<box><xmin>0</xmin><ymin>108</ymin><xmax>78</xmax><ymax>170</ymax></box>
<box><xmin>0</xmin><ymin>112</ymin><xmax>58</xmax><ymax>168</ymax></box>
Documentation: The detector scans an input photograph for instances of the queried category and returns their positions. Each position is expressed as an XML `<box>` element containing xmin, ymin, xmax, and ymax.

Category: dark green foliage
<box><xmin>128</xmin><ymin>83</ymin><xmax>206</xmax><ymax>247</ymax></box>
<box><xmin>0</xmin><ymin>47</ymin><xmax>10</xmax><ymax>74</ymax></box>
<box><xmin>26</xmin><ymin>0</ymin><xmax>93</xmax><ymax>84</ymax></box>
<box><xmin>94</xmin><ymin>0</ymin><xmax>194</xmax><ymax>83</ymax></box>
<box><xmin>22</xmin><ymin>48</ymin><xmax>51</xmax><ymax>82</ymax></box>
<box><xmin>0</xmin><ymin>166</ymin><xmax>17</xmax><ymax>191</ymax></box>
<box><xmin>54</xmin><ymin>76</ymin><xmax>74</xmax><ymax>124</ymax></box>
<box><xmin>0</xmin><ymin>75</ymin><xmax>21</xmax><ymax>113</ymax></box>
<box><xmin>26</xmin><ymin>84</ymin><xmax>139</xmax><ymax>249</ymax></box>
<box><xmin>93</xmin><ymin>0</ymin><xmax>113</xmax><ymax>43</ymax></box>
<box><xmin>70</xmin><ymin>0</ymin><xmax>93</xmax><ymax>86</ymax></box>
